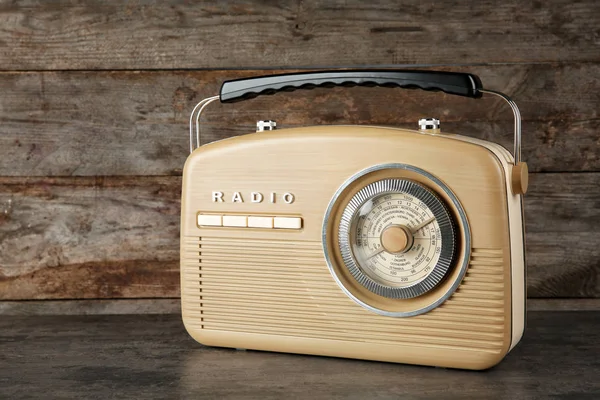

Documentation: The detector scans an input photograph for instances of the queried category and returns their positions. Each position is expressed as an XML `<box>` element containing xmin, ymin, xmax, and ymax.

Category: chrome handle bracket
<box><xmin>189</xmin><ymin>95</ymin><xmax>219</xmax><ymax>153</ymax></box>
<box><xmin>479</xmin><ymin>89</ymin><xmax>522</xmax><ymax>164</ymax></box>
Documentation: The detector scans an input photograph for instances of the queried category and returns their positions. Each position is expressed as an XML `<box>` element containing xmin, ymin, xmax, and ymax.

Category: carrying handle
<box><xmin>219</xmin><ymin>70</ymin><xmax>483</xmax><ymax>103</ymax></box>
<box><xmin>190</xmin><ymin>69</ymin><xmax>522</xmax><ymax>164</ymax></box>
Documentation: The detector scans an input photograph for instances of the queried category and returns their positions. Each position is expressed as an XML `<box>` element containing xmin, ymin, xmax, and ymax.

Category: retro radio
<box><xmin>180</xmin><ymin>70</ymin><xmax>527</xmax><ymax>370</ymax></box>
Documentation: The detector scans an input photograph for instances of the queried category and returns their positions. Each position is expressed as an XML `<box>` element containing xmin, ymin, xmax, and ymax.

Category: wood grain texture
<box><xmin>0</xmin><ymin>298</ymin><xmax>181</xmax><ymax>315</ymax></box>
<box><xmin>0</xmin><ymin>0</ymin><xmax>599</xmax><ymax>70</ymax></box>
<box><xmin>526</xmin><ymin>173</ymin><xmax>600</xmax><ymax>297</ymax></box>
<box><xmin>2</xmin><ymin>298</ymin><xmax>599</xmax><ymax>315</ymax></box>
<box><xmin>1</xmin><ymin>312</ymin><xmax>599</xmax><ymax>399</ymax></box>
<box><xmin>0</xmin><ymin>0</ymin><xmax>598</xmax><ymax>309</ymax></box>
<box><xmin>0</xmin><ymin>176</ymin><xmax>181</xmax><ymax>299</ymax></box>
<box><xmin>527</xmin><ymin>298</ymin><xmax>600</xmax><ymax>311</ymax></box>
<box><xmin>1</xmin><ymin>64</ymin><xmax>599</xmax><ymax>176</ymax></box>
<box><xmin>1</xmin><ymin>173</ymin><xmax>598</xmax><ymax>300</ymax></box>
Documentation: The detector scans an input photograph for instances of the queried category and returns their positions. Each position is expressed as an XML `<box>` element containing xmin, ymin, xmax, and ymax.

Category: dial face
<box><xmin>338</xmin><ymin>179</ymin><xmax>456</xmax><ymax>299</ymax></box>
<box><xmin>352</xmin><ymin>192</ymin><xmax>442</xmax><ymax>288</ymax></box>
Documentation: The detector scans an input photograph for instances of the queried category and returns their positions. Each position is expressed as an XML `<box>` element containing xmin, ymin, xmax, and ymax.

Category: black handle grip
<box><xmin>219</xmin><ymin>70</ymin><xmax>483</xmax><ymax>103</ymax></box>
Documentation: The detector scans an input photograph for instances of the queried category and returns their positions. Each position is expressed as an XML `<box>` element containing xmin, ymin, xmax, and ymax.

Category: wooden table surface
<box><xmin>1</xmin><ymin>311</ymin><xmax>598</xmax><ymax>399</ymax></box>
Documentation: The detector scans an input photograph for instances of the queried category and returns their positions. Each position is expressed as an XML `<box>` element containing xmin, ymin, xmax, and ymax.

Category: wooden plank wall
<box><xmin>0</xmin><ymin>1</ymin><xmax>599</xmax><ymax>313</ymax></box>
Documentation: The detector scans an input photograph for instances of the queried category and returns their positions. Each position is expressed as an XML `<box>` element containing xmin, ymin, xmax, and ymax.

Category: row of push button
<box><xmin>197</xmin><ymin>214</ymin><xmax>302</xmax><ymax>230</ymax></box>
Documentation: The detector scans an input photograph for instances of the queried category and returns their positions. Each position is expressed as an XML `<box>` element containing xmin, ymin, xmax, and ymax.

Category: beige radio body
<box><xmin>180</xmin><ymin>122</ymin><xmax>526</xmax><ymax>370</ymax></box>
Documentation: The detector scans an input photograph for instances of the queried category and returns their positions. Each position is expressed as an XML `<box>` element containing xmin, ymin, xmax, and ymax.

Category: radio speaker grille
<box><xmin>181</xmin><ymin>237</ymin><xmax>506</xmax><ymax>353</ymax></box>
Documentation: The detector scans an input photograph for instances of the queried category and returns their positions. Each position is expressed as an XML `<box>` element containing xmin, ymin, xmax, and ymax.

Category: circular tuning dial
<box><xmin>338</xmin><ymin>179</ymin><xmax>456</xmax><ymax>299</ymax></box>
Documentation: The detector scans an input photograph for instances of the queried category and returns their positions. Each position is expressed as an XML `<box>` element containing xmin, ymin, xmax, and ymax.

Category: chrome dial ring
<box><xmin>338</xmin><ymin>179</ymin><xmax>456</xmax><ymax>299</ymax></box>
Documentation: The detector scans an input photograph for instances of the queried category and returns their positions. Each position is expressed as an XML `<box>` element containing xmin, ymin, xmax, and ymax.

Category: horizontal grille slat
<box><xmin>186</xmin><ymin>301</ymin><xmax>505</xmax><ymax>327</ymax></box>
<box><xmin>197</xmin><ymin>287</ymin><xmax>352</xmax><ymax>303</ymax></box>
<box><xmin>181</xmin><ymin>236</ymin><xmax>507</xmax><ymax>353</ymax></box>
<box><xmin>185</xmin><ymin>320</ymin><xmax>501</xmax><ymax>354</ymax></box>
<box><xmin>462</xmin><ymin>276</ymin><xmax>505</xmax><ymax>284</ymax></box>
<box><xmin>197</xmin><ymin>253</ymin><xmax>324</xmax><ymax>263</ymax></box>
<box><xmin>189</xmin><ymin>305</ymin><xmax>504</xmax><ymax>334</ymax></box>
<box><xmin>190</xmin><ymin>322</ymin><xmax>503</xmax><ymax>353</ymax></box>
<box><xmin>182</xmin><ymin>257</ymin><xmax>327</xmax><ymax>269</ymax></box>
<box><xmin>185</xmin><ymin>296</ymin><xmax>505</xmax><ymax>324</ymax></box>
<box><xmin>201</xmin><ymin>317</ymin><xmax>503</xmax><ymax>347</ymax></box>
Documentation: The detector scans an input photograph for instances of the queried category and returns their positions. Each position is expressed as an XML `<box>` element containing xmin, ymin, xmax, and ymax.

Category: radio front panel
<box><xmin>180</xmin><ymin>125</ymin><xmax>522</xmax><ymax>369</ymax></box>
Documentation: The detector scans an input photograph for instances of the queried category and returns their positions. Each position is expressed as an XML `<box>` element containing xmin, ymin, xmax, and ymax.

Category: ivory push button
<box><xmin>222</xmin><ymin>215</ymin><xmax>248</xmax><ymax>227</ymax></box>
<box><xmin>197</xmin><ymin>214</ymin><xmax>222</xmax><ymax>227</ymax></box>
<box><xmin>248</xmin><ymin>216</ymin><xmax>274</xmax><ymax>228</ymax></box>
<box><xmin>273</xmin><ymin>217</ymin><xmax>302</xmax><ymax>229</ymax></box>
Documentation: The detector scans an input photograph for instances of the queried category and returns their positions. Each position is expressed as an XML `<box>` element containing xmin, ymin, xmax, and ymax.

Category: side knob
<box><xmin>512</xmin><ymin>162</ymin><xmax>529</xmax><ymax>195</ymax></box>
